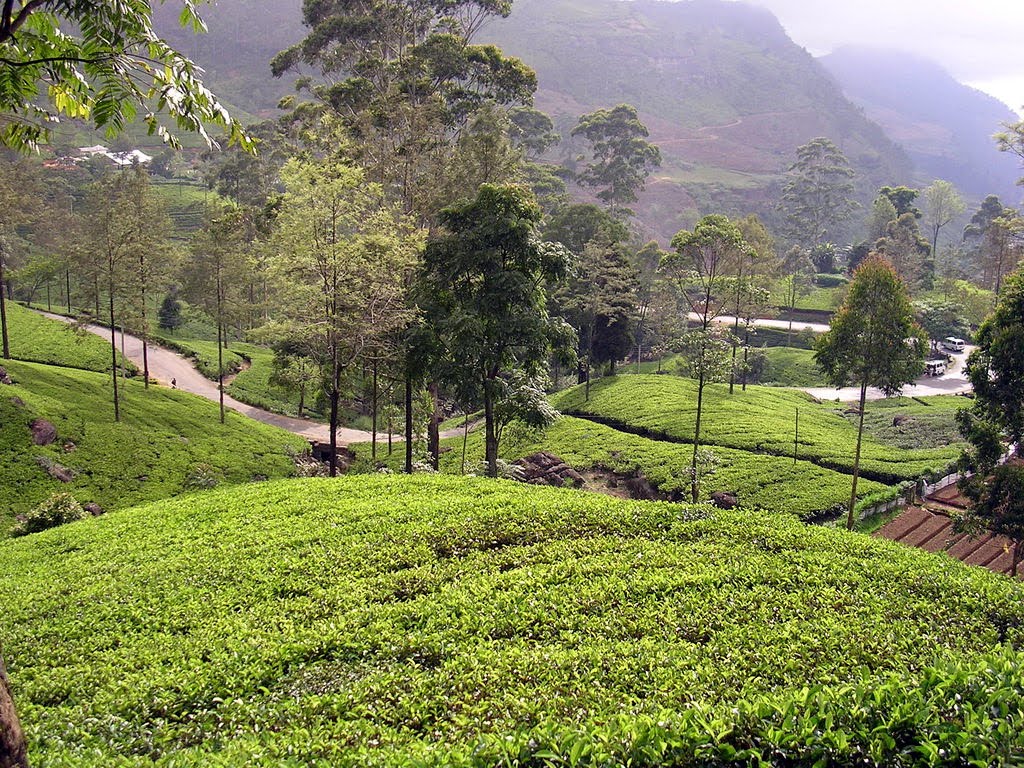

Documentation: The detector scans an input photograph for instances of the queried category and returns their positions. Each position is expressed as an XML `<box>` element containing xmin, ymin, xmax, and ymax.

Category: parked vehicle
<box><xmin>942</xmin><ymin>337</ymin><xmax>966</xmax><ymax>353</ymax></box>
<box><xmin>925</xmin><ymin>360</ymin><xmax>946</xmax><ymax>376</ymax></box>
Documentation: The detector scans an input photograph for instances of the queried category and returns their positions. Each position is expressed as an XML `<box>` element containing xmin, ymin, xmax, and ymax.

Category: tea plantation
<box><xmin>2</xmin><ymin>475</ymin><xmax>1022</xmax><ymax>766</ymax></box>
<box><xmin>354</xmin><ymin>415</ymin><xmax>892</xmax><ymax>519</ymax></box>
<box><xmin>4</xmin><ymin>301</ymin><xmax>134</xmax><ymax>373</ymax></box>
<box><xmin>554</xmin><ymin>376</ymin><xmax>964</xmax><ymax>483</ymax></box>
<box><xmin>0</xmin><ymin>359</ymin><xmax>307</xmax><ymax>529</ymax></box>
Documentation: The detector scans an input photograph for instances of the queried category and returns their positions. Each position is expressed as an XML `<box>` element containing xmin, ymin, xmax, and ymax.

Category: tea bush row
<box><xmin>2</xmin><ymin>476</ymin><xmax>1022</xmax><ymax>765</ymax></box>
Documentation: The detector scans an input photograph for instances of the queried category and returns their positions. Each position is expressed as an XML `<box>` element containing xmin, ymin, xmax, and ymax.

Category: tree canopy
<box><xmin>0</xmin><ymin>0</ymin><xmax>250</xmax><ymax>151</ymax></box>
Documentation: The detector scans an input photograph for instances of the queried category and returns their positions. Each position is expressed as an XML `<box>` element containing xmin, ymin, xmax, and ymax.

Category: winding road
<box><xmin>39</xmin><ymin>308</ymin><xmax>973</xmax><ymax>441</ymax></box>
<box><xmin>41</xmin><ymin>312</ymin><xmax>376</xmax><ymax>445</ymax></box>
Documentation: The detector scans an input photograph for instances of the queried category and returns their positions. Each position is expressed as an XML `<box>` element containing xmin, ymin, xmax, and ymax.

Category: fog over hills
<box><xmin>820</xmin><ymin>46</ymin><xmax>1022</xmax><ymax>205</ymax></box>
<box><xmin>152</xmin><ymin>0</ymin><xmax>1018</xmax><ymax>238</ymax></box>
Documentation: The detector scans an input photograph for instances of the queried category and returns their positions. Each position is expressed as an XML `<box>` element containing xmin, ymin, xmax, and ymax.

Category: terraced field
<box><xmin>554</xmin><ymin>376</ymin><xmax>964</xmax><ymax>484</ymax></box>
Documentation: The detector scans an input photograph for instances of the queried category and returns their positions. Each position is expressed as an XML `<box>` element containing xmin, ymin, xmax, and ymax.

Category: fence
<box><xmin>855</xmin><ymin>444</ymin><xmax>1018</xmax><ymax>522</ymax></box>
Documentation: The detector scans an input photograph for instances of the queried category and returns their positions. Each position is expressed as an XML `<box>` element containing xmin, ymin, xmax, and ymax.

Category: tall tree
<box><xmin>955</xmin><ymin>266</ymin><xmax>1024</xmax><ymax>576</ymax></box>
<box><xmin>183</xmin><ymin>208</ymin><xmax>251</xmax><ymax>424</ymax></box>
<box><xmin>779</xmin><ymin>247</ymin><xmax>814</xmax><ymax>346</ymax></box>
<box><xmin>877</xmin><ymin>185</ymin><xmax>922</xmax><ymax>219</ymax></box>
<box><xmin>874</xmin><ymin>213</ymin><xmax>932</xmax><ymax>289</ymax></box>
<box><xmin>663</xmin><ymin>214</ymin><xmax>746</xmax><ymax>502</ymax></box>
<box><xmin>632</xmin><ymin>240</ymin><xmax>669</xmax><ymax>374</ymax></box>
<box><xmin>729</xmin><ymin>215</ymin><xmax>777</xmax><ymax>393</ymax></box>
<box><xmin>922</xmin><ymin>180</ymin><xmax>965</xmax><ymax>276</ymax></box>
<box><xmin>269</xmin><ymin>158</ymin><xmax>419</xmax><ymax>475</ymax></box>
<box><xmin>779</xmin><ymin>137</ymin><xmax>857</xmax><ymax>253</ymax></box>
<box><xmin>866</xmin><ymin>194</ymin><xmax>898</xmax><ymax>243</ymax></box>
<box><xmin>0</xmin><ymin>0</ymin><xmax>249</xmax><ymax>151</ymax></box>
<box><xmin>814</xmin><ymin>254</ymin><xmax>926</xmax><ymax>529</ymax></box>
<box><xmin>415</xmin><ymin>184</ymin><xmax>572</xmax><ymax>477</ymax></box>
<box><xmin>962</xmin><ymin>195</ymin><xmax>1020</xmax><ymax>295</ymax></box>
<box><xmin>554</xmin><ymin>240</ymin><xmax>638</xmax><ymax>394</ymax></box>
<box><xmin>571</xmin><ymin>104</ymin><xmax>661</xmax><ymax>218</ymax></box>
<box><xmin>272</xmin><ymin>0</ymin><xmax>535</xmax><ymax>219</ymax></box>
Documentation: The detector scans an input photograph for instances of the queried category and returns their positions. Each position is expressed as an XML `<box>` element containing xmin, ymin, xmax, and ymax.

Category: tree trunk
<box><xmin>0</xmin><ymin>254</ymin><xmax>9</xmax><ymax>360</ymax></box>
<box><xmin>328</xmin><ymin>385</ymin><xmax>339</xmax><ymax>478</ymax></box>
<box><xmin>484</xmin><ymin>378</ymin><xmax>498</xmax><ymax>478</ymax></box>
<box><xmin>0</xmin><ymin>652</ymin><xmax>28</xmax><ymax>768</ymax></box>
<box><xmin>846</xmin><ymin>381</ymin><xmax>869</xmax><ymax>530</ymax></box>
<box><xmin>741</xmin><ymin>326</ymin><xmax>751</xmax><ymax>391</ymax></box>
<box><xmin>216</xmin><ymin>320</ymin><xmax>225</xmax><ymax>425</ymax></box>
<box><xmin>461</xmin><ymin>415</ymin><xmax>470</xmax><ymax>475</ymax></box>
<box><xmin>371</xmin><ymin>359</ymin><xmax>378</xmax><ymax>462</ymax></box>
<box><xmin>404</xmin><ymin>372</ymin><xmax>413</xmax><ymax>474</ymax></box>
<box><xmin>140</xmin><ymin>257</ymin><xmax>149</xmax><ymax>389</ymax></box>
<box><xmin>65</xmin><ymin>269</ymin><xmax>71</xmax><ymax>313</ymax></box>
<box><xmin>691</xmin><ymin>371</ymin><xmax>706</xmax><ymax>504</ymax></box>
<box><xmin>428</xmin><ymin>382</ymin><xmax>440</xmax><ymax>471</ymax></box>
<box><xmin>108</xmin><ymin>275</ymin><xmax>120</xmax><ymax>423</ymax></box>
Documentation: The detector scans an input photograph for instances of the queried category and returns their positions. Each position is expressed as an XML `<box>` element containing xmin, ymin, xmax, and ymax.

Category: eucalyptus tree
<box><xmin>269</xmin><ymin>158</ymin><xmax>420</xmax><ymax>475</ymax></box>
<box><xmin>571</xmin><ymin>104</ymin><xmax>661</xmax><ymax>218</ymax></box>
<box><xmin>662</xmin><ymin>214</ymin><xmax>747</xmax><ymax>502</ymax></box>
<box><xmin>815</xmin><ymin>255</ymin><xmax>926</xmax><ymax>529</ymax></box>
<box><xmin>922</xmin><ymin>180</ymin><xmax>965</xmax><ymax>272</ymax></box>
<box><xmin>272</xmin><ymin>0</ymin><xmax>536</xmax><ymax>219</ymax></box>
<box><xmin>779</xmin><ymin>137</ymin><xmax>857</xmax><ymax>253</ymax></box>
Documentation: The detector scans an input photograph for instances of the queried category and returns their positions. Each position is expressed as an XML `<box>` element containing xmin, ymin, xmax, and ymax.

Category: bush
<box><xmin>813</xmin><ymin>272</ymin><xmax>849</xmax><ymax>288</ymax></box>
<box><xmin>11</xmin><ymin>491</ymin><xmax>85</xmax><ymax>536</ymax></box>
<box><xmin>184</xmin><ymin>463</ymin><xmax>222</xmax><ymax>490</ymax></box>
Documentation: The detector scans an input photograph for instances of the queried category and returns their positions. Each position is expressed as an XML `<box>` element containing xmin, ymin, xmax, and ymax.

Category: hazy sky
<box><xmin>742</xmin><ymin>0</ymin><xmax>1024</xmax><ymax>113</ymax></box>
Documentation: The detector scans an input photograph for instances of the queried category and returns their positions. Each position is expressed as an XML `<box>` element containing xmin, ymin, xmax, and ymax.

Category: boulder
<box><xmin>711</xmin><ymin>491</ymin><xmax>739</xmax><ymax>510</ymax></box>
<box><xmin>514</xmin><ymin>452</ymin><xmax>585</xmax><ymax>489</ymax></box>
<box><xmin>63</xmin><ymin>441</ymin><xmax>76</xmax><ymax>453</ymax></box>
<box><xmin>30</xmin><ymin>419</ymin><xmax>58</xmax><ymax>446</ymax></box>
<box><xmin>35</xmin><ymin>456</ymin><xmax>75</xmax><ymax>483</ymax></box>
<box><xmin>0</xmin><ymin>366</ymin><xmax>12</xmax><ymax>385</ymax></box>
<box><xmin>84</xmin><ymin>502</ymin><xmax>104</xmax><ymax>517</ymax></box>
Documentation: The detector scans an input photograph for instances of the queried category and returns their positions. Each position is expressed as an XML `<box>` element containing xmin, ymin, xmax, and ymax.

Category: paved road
<box><xmin>40</xmin><ymin>312</ymin><xmax>377</xmax><ymax>444</ymax></box>
<box><xmin>693</xmin><ymin>313</ymin><xmax>831</xmax><ymax>334</ymax></box>
<box><xmin>803</xmin><ymin>348</ymin><xmax>975</xmax><ymax>402</ymax></box>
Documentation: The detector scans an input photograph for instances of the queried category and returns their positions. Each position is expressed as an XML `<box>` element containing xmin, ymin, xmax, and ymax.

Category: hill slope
<box><xmin>3</xmin><ymin>475</ymin><xmax>1024</xmax><ymax>765</ymax></box>
<box><xmin>0</xmin><ymin>360</ymin><xmax>306</xmax><ymax>528</ymax></box>
<box><xmin>820</xmin><ymin>46</ymin><xmax>1022</xmax><ymax>202</ymax></box>
<box><xmin>484</xmin><ymin>0</ymin><xmax>913</xmax><ymax>240</ymax></box>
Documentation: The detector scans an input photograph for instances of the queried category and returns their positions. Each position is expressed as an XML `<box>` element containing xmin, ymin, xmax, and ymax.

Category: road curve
<box><xmin>802</xmin><ymin>348</ymin><xmax>975</xmax><ymax>402</ymax></box>
<box><xmin>38</xmin><ymin>311</ymin><xmax>377</xmax><ymax>445</ymax></box>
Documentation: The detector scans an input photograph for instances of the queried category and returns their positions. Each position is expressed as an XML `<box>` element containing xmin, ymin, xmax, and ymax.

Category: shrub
<box><xmin>184</xmin><ymin>463</ymin><xmax>222</xmax><ymax>490</ymax></box>
<box><xmin>11</xmin><ymin>491</ymin><xmax>85</xmax><ymax>536</ymax></box>
<box><xmin>813</xmin><ymin>272</ymin><xmax>849</xmax><ymax>288</ymax></box>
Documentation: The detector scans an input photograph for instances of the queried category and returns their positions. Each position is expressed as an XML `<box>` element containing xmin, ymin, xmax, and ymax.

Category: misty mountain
<box><xmin>150</xmin><ymin>0</ymin><xmax>918</xmax><ymax>242</ymax></box>
<box><xmin>820</xmin><ymin>46</ymin><xmax>1022</xmax><ymax>205</ymax></box>
<box><xmin>483</xmin><ymin>0</ymin><xmax>914</xmax><ymax>241</ymax></box>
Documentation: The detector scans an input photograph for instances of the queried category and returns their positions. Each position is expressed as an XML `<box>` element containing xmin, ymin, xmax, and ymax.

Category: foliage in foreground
<box><xmin>554</xmin><ymin>375</ymin><xmax>962</xmax><ymax>483</ymax></box>
<box><xmin>0</xmin><ymin>360</ymin><xmax>307</xmax><ymax>528</ymax></box>
<box><xmin>2</xmin><ymin>475</ymin><xmax>1023</xmax><ymax>766</ymax></box>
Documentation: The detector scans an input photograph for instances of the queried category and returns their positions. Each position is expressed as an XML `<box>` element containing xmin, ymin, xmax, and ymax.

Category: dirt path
<box><xmin>39</xmin><ymin>311</ymin><xmax>378</xmax><ymax>445</ymax></box>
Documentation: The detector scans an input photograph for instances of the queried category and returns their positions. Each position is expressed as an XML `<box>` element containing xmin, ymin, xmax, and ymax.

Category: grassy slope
<box><xmin>0</xmin><ymin>360</ymin><xmax>307</xmax><ymax>528</ymax></box>
<box><xmin>554</xmin><ymin>376</ymin><xmax>964</xmax><ymax>483</ymax></box>
<box><xmin>2</xmin><ymin>475</ymin><xmax>1023</xmax><ymax>766</ymax></box>
<box><xmin>352</xmin><ymin>416</ymin><xmax>889</xmax><ymax>519</ymax></box>
<box><xmin>4</xmin><ymin>302</ymin><xmax>134</xmax><ymax>373</ymax></box>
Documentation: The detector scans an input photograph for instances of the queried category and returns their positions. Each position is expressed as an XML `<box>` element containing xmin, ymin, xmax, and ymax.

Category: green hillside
<box><xmin>4</xmin><ymin>302</ymin><xmax>134</xmax><ymax>374</ymax></box>
<box><xmin>553</xmin><ymin>376</ymin><xmax>964</xmax><ymax>483</ymax></box>
<box><xmin>0</xmin><ymin>360</ymin><xmax>306</xmax><ymax>529</ymax></box>
<box><xmin>485</xmin><ymin>0</ymin><xmax>913</xmax><ymax>241</ymax></box>
<box><xmin>2</xmin><ymin>476</ymin><xmax>1023</xmax><ymax>765</ymax></box>
<box><xmin>353</xmin><ymin>415</ymin><xmax>889</xmax><ymax>519</ymax></box>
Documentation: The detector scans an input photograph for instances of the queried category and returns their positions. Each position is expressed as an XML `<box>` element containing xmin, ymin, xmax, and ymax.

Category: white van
<box><xmin>925</xmin><ymin>360</ymin><xmax>946</xmax><ymax>376</ymax></box>
<box><xmin>942</xmin><ymin>337</ymin><xmax>966</xmax><ymax>353</ymax></box>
